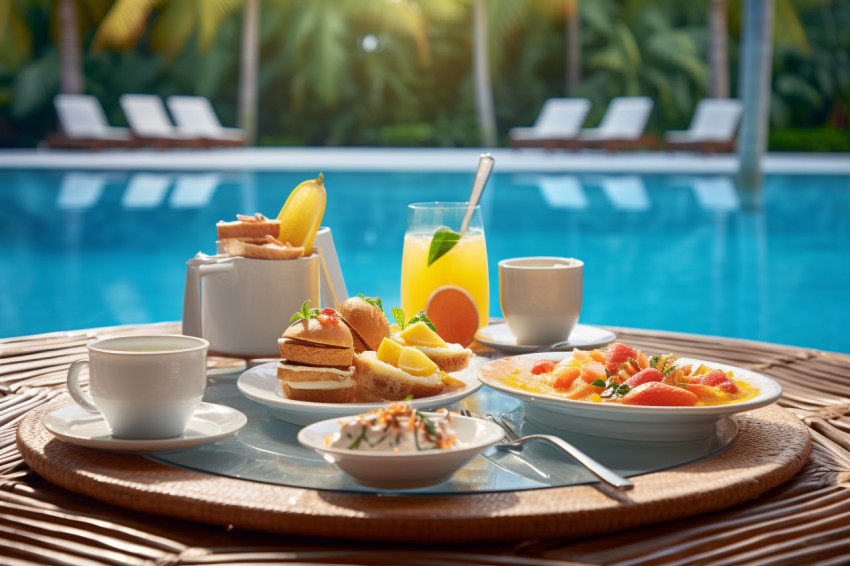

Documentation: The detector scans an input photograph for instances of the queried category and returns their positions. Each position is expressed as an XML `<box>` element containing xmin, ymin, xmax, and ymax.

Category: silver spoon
<box><xmin>460</xmin><ymin>153</ymin><xmax>494</xmax><ymax>235</ymax></box>
<box><xmin>532</xmin><ymin>340</ymin><xmax>574</xmax><ymax>353</ymax></box>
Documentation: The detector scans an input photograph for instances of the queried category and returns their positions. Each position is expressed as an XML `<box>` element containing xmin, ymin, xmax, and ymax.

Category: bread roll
<box><xmin>277</xmin><ymin>311</ymin><xmax>356</xmax><ymax>403</ymax></box>
<box><xmin>339</xmin><ymin>297</ymin><xmax>390</xmax><ymax>352</ymax></box>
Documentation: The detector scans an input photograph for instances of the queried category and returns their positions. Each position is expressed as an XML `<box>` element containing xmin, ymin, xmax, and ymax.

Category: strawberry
<box><xmin>531</xmin><ymin>360</ymin><xmax>556</xmax><ymax>375</ymax></box>
<box><xmin>604</xmin><ymin>343</ymin><xmax>637</xmax><ymax>375</ymax></box>
<box><xmin>621</xmin><ymin>382</ymin><xmax>699</xmax><ymax>406</ymax></box>
<box><xmin>701</xmin><ymin>369</ymin><xmax>738</xmax><ymax>394</ymax></box>
<box><xmin>624</xmin><ymin>368</ymin><xmax>664</xmax><ymax>388</ymax></box>
<box><xmin>317</xmin><ymin>308</ymin><xmax>341</xmax><ymax>325</ymax></box>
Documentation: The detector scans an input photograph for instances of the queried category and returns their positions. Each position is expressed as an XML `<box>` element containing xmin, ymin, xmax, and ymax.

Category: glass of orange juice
<box><xmin>400</xmin><ymin>202</ymin><xmax>488</xmax><ymax>346</ymax></box>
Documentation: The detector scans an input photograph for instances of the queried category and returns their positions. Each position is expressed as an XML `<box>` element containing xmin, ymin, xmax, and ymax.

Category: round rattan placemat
<box><xmin>17</xmin><ymin>396</ymin><xmax>810</xmax><ymax>544</ymax></box>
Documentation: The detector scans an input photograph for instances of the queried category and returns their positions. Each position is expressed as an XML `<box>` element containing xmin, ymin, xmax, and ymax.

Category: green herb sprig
<box><xmin>427</xmin><ymin>226</ymin><xmax>461</xmax><ymax>266</ymax></box>
<box><xmin>591</xmin><ymin>370</ymin><xmax>632</xmax><ymax>399</ymax></box>
<box><xmin>391</xmin><ymin>308</ymin><xmax>436</xmax><ymax>331</ymax></box>
<box><xmin>290</xmin><ymin>300</ymin><xmax>320</xmax><ymax>323</ymax></box>
<box><xmin>357</xmin><ymin>293</ymin><xmax>384</xmax><ymax>313</ymax></box>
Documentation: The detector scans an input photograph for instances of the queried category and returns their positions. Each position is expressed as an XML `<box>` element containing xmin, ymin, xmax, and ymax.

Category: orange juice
<box><xmin>400</xmin><ymin>233</ymin><xmax>489</xmax><ymax>331</ymax></box>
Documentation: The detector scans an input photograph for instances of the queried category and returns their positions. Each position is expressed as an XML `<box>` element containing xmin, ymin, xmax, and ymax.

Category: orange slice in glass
<box><xmin>424</xmin><ymin>285</ymin><xmax>479</xmax><ymax>348</ymax></box>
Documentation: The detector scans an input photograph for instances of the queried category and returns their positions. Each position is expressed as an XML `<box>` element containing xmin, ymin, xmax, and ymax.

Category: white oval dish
<box><xmin>238</xmin><ymin>358</ymin><xmax>484</xmax><ymax>425</ymax></box>
<box><xmin>478</xmin><ymin>352</ymin><xmax>783</xmax><ymax>442</ymax></box>
<box><xmin>297</xmin><ymin>412</ymin><xmax>504</xmax><ymax>489</ymax></box>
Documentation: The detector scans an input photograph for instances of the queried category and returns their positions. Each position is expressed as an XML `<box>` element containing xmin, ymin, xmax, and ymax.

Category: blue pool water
<box><xmin>1</xmin><ymin>169</ymin><xmax>848</xmax><ymax>354</ymax></box>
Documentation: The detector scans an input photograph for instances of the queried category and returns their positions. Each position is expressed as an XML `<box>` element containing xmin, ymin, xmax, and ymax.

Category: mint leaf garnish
<box><xmin>407</xmin><ymin>310</ymin><xmax>436</xmax><ymax>331</ymax></box>
<box><xmin>290</xmin><ymin>300</ymin><xmax>320</xmax><ymax>323</ymax></box>
<box><xmin>427</xmin><ymin>226</ymin><xmax>461</xmax><ymax>266</ymax></box>
<box><xmin>358</xmin><ymin>293</ymin><xmax>384</xmax><ymax>313</ymax></box>
<box><xmin>390</xmin><ymin>308</ymin><xmax>436</xmax><ymax>331</ymax></box>
<box><xmin>391</xmin><ymin>308</ymin><xmax>406</xmax><ymax>329</ymax></box>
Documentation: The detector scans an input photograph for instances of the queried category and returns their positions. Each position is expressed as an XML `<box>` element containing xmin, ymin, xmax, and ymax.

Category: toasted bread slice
<box><xmin>216</xmin><ymin>214</ymin><xmax>280</xmax><ymax>240</ymax></box>
<box><xmin>390</xmin><ymin>335</ymin><xmax>473</xmax><ymax>373</ymax></box>
<box><xmin>222</xmin><ymin>238</ymin><xmax>304</xmax><ymax>260</ymax></box>
<box><xmin>353</xmin><ymin>351</ymin><xmax>445</xmax><ymax>400</ymax></box>
<box><xmin>277</xmin><ymin>362</ymin><xmax>355</xmax><ymax>403</ymax></box>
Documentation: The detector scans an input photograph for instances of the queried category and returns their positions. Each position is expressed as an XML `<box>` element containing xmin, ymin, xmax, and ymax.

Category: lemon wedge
<box><xmin>400</xmin><ymin>321</ymin><xmax>447</xmax><ymax>348</ymax></box>
<box><xmin>398</xmin><ymin>347</ymin><xmax>438</xmax><ymax>377</ymax></box>
<box><xmin>277</xmin><ymin>174</ymin><xmax>327</xmax><ymax>255</ymax></box>
<box><xmin>376</xmin><ymin>338</ymin><xmax>404</xmax><ymax>367</ymax></box>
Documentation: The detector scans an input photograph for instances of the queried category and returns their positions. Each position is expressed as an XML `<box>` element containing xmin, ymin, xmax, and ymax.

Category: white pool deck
<box><xmin>0</xmin><ymin>147</ymin><xmax>848</xmax><ymax>174</ymax></box>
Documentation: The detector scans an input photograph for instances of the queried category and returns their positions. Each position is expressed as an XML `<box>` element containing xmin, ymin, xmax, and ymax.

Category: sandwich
<box><xmin>338</xmin><ymin>296</ymin><xmax>390</xmax><ymax>353</ymax></box>
<box><xmin>217</xmin><ymin>213</ymin><xmax>304</xmax><ymax>259</ymax></box>
<box><xmin>353</xmin><ymin>338</ymin><xmax>446</xmax><ymax>400</ymax></box>
<box><xmin>391</xmin><ymin>319</ymin><xmax>473</xmax><ymax>373</ymax></box>
<box><xmin>277</xmin><ymin>308</ymin><xmax>355</xmax><ymax>403</ymax></box>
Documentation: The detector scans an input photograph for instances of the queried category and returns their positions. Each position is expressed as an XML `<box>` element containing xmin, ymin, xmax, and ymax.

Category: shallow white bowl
<box><xmin>297</xmin><ymin>413</ymin><xmax>504</xmax><ymax>489</ymax></box>
<box><xmin>478</xmin><ymin>353</ymin><xmax>783</xmax><ymax>442</ymax></box>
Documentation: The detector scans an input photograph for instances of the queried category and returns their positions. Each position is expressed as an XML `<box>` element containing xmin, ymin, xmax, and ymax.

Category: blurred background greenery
<box><xmin>0</xmin><ymin>0</ymin><xmax>847</xmax><ymax>150</ymax></box>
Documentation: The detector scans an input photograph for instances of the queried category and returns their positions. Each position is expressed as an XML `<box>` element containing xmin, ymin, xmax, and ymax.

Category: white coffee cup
<box><xmin>182</xmin><ymin>227</ymin><xmax>347</xmax><ymax>357</ymax></box>
<box><xmin>66</xmin><ymin>335</ymin><xmax>209</xmax><ymax>439</ymax></box>
<box><xmin>499</xmin><ymin>257</ymin><xmax>583</xmax><ymax>345</ymax></box>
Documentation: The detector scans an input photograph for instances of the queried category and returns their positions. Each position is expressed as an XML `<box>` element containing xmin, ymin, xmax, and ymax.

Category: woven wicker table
<box><xmin>2</xmin><ymin>322</ymin><xmax>849</xmax><ymax>565</ymax></box>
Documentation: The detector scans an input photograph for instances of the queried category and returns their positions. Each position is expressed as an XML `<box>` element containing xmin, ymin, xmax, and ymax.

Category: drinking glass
<box><xmin>400</xmin><ymin>202</ymin><xmax>489</xmax><ymax>342</ymax></box>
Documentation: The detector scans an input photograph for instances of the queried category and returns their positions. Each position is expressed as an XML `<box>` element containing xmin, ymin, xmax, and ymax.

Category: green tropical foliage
<box><xmin>0</xmin><ymin>0</ymin><xmax>847</xmax><ymax>150</ymax></box>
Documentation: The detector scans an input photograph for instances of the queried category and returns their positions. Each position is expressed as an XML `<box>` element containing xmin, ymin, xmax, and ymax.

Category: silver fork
<box><xmin>460</xmin><ymin>408</ymin><xmax>634</xmax><ymax>491</ymax></box>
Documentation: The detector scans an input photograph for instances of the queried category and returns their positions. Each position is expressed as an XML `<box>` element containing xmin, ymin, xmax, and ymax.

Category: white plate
<box><xmin>478</xmin><ymin>352</ymin><xmax>783</xmax><ymax>442</ymax></box>
<box><xmin>44</xmin><ymin>402</ymin><xmax>248</xmax><ymax>453</ymax></box>
<box><xmin>475</xmin><ymin>323</ymin><xmax>617</xmax><ymax>353</ymax></box>
<box><xmin>237</xmin><ymin>358</ymin><xmax>485</xmax><ymax>426</ymax></box>
<box><xmin>297</xmin><ymin>413</ymin><xmax>504</xmax><ymax>489</ymax></box>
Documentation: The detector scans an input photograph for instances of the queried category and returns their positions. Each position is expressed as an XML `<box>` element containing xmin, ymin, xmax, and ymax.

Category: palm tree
<box><xmin>57</xmin><ymin>0</ymin><xmax>83</xmax><ymax>94</ymax></box>
<box><xmin>577</xmin><ymin>0</ymin><xmax>707</xmax><ymax>124</ymax></box>
<box><xmin>473</xmin><ymin>0</ymin><xmax>496</xmax><ymax>147</ymax></box>
<box><xmin>737</xmin><ymin>0</ymin><xmax>774</xmax><ymax>190</ymax></box>
<box><xmin>709</xmin><ymin>0</ymin><xmax>729</xmax><ymax>98</ymax></box>
<box><xmin>565</xmin><ymin>1</ymin><xmax>581</xmax><ymax>95</ymax></box>
<box><xmin>238</xmin><ymin>0</ymin><xmax>259</xmax><ymax>145</ymax></box>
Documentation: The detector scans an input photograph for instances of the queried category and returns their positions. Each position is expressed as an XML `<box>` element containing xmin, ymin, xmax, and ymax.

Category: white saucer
<box><xmin>474</xmin><ymin>323</ymin><xmax>617</xmax><ymax>353</ymax></box>
<box><xmin>237</xmin><ymin>358</ymin><xmax>484</xmax><ymax>426</ymax></box>
<box><xmin>44</xmin><ymin>402</ymin><xmax>248</xmax><ymax>453</ymax></box>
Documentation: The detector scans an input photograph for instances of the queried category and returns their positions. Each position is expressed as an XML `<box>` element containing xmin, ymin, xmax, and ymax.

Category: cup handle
<box><xmin>182</xmin><ymin>254</ymin><xmax>235</xmax><ymax>338</ymax></box>
<box><xmin>67</xmin><ymin>360</ymin><xmax>99</xmax><ymax>413</ymax></box>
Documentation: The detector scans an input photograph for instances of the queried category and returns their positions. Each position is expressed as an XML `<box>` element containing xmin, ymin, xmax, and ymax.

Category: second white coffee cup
<box><xmin>66</xmin><ymin>335</ymin><xmax>209</xmax><ymax>439</ymax></box>
<box><xmin>499</xmin><ymin>257</ymin><xmax>583</xmax><ymax>345</ymax></box>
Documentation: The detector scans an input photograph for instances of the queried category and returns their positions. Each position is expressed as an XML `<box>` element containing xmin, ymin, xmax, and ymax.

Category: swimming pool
<box><xmin>1</xmin><ymin>169</ymin><xmax>848</xmax><ymax>354</ymax></box>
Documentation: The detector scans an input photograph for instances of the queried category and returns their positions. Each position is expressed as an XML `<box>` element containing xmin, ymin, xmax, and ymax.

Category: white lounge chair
<box><xmin>119</xmin><ymin>94</ymin><xmax>202</xmax><ymax>148</ymax></box>
<box><xmin>664</xmin><ymin>99</ymin><xmax>743</xmax><ymax>153</ymax></box>
<box><xmin>48</xmin><ymin>94</ymin><xmax>137</xmax><ymax>149</ymax></box>
<box><xmin>574</xmin><ymin>97</ymin><xmax>656</xmax><ymax>151</ymax></box>
<box><xmin>166</xmin><ymin>96</ymin><xmax>245</xmax><ymax>147</ymax></box>
<box><xmin>509</xmin><ymin>98</ymin><xmax>591</xmax><ymax>149</ymax></box>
